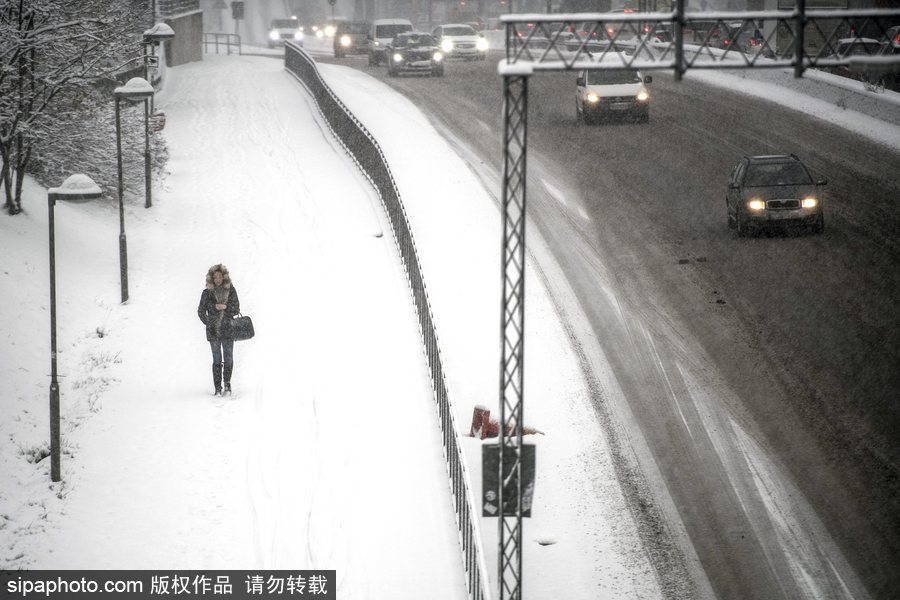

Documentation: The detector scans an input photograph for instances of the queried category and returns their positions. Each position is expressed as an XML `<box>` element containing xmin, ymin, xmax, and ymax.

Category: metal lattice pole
<box><xmin>498</xmin><ymin>72</ymin><xmax>528</xmax><ymax>600</ymax></box>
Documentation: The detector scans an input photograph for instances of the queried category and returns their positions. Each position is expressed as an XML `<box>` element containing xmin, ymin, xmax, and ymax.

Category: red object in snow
<box><xmin>469</xmin><ymin>406</ymin><xmax>543</xmax><ymax>439</ymax></box>
<box><xmin>151</xmin><ymin>111</ymin><xmax>166</xmax><ymax>132</ymax></box>
<box><xmin>470</xmin><ymin>405</ymin><xmax>491</xmax><ymax>439</ymax></box>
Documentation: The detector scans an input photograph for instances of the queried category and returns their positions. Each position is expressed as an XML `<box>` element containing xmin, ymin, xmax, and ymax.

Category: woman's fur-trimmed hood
<box><xmin>205</xmin><ymin>264</ymin><xmax>232</xmax><ymax>290</ymax></box>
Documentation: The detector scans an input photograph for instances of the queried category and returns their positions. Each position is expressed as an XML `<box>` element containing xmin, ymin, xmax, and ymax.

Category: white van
<box><xmin>575</xmin><ymin>62</ymin><xmax>652</xmax><ymax>124</ymax></box>
<box><xmin>369</xmin><ymin>18</ymin><xmax>414</xmax><ymax>65</ymax></box>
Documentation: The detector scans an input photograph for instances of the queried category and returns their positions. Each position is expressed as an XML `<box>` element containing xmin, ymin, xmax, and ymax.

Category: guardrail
<box><xmin>202</xmin><ymin>32</ymin><xmax>241</xmax><ymax>55</ymax></box>
<box><xmin>282</xmin><ymin>42</ymin><xmax>490</xmax><ymax>600</ymax></box>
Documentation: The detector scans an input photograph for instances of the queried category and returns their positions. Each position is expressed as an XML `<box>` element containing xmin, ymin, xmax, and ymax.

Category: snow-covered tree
<box><xmin>1</xmin><ymin>0</ymin><xmax>161</xmax><ymax>215</ymax></box>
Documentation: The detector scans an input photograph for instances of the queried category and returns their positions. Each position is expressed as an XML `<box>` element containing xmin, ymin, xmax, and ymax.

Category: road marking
<box><xmin>641</xmin><ymin>324</ymin><xmax>695</xmax><ymax>442</ymax></box>
<box><xmin>541</xmin><ymin>178</ymin><xmax>592</xmax><ymax>223</ymax></box>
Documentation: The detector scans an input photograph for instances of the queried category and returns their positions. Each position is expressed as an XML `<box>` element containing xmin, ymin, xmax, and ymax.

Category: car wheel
<box><xmin>433</xmin><ymin>68</ymin><xmax>444</xmax><ymax>77</ymax></box>
<box><xmin>388</xmin><ymin>67</ymin><xmax>396</xmax><ymax>77</ymax></box>
<box><xmin>727</xmin><ymin>203</ymin><xmax>736</xmax><ymax>230</ymax></box>
<box><xmin>368</xmin><ymin>53</ymin><xmax>376</xmax><ymax>66</ymax></box>
<box><xmin>575</xmin><ymin>102</ymin><xmax>583</xmax><ymax>124</ymax></box>
<box><xmin>812</xmin><ymin>213</ymin><xmax>825</xmax><ymax>234</ymax></box>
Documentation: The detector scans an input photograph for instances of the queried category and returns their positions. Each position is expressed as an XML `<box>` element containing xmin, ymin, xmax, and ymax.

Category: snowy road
<box><xmin>307</xmin><ymin>47</ymin><xmax>900</xmax><ymax>599</ymax></box>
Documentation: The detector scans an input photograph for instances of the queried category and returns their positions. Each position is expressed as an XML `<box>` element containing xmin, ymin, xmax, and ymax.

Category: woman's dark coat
<box><xmin>197</xmin><ymin>265</ymin><xmax>241</xmax><ymax>342</ymax></box>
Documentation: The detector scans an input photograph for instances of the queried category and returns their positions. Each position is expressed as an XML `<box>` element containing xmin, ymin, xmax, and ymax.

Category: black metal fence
<box><xmin>202</xmin><ymin>33</ymin><xmax>241</xmax><ymax>55</ymax></box>
<box><xmin>282</xmin><ymin>43</ymin><xmax>490</xmax><ymax>600</ymax></box>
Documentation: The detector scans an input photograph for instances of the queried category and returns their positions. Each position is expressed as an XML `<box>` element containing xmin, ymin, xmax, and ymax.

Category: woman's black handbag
<box><xmin>231</xmin><ymin>314</ymin><xmax>255</xmax><ymax>341</ymax></box>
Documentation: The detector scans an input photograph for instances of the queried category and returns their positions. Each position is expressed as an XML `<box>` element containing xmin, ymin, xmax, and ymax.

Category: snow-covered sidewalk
<box><xmin>0</xmin><ymin>55</ymin><xmax>468</xmax><ymax>598</ymax></box>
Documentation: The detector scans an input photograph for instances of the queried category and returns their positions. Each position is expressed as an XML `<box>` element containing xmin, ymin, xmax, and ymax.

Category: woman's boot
<box><xmin>223</xmin><ymin>363</ymin><xmax>233</xmax><ymax>395</ymax></box>
<box><xmin>212</xmin><ymin>363</ymin><xmax>223</xmax><ymax>395</ymax></box>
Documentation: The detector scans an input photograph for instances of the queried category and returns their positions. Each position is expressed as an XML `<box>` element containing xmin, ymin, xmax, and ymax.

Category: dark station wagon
<box><xmin>386</xmin><ymin>32</ymin><xmax>444</xmax><ymax>77</ymax></box>
<box><xmin>726</xmin><ymin>154</ymin><xmax>828</xmax><ymax>236</ymax></box>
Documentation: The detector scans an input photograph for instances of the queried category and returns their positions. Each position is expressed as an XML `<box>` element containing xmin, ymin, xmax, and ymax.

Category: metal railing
<box><xmin>503</xmin><ymin>8</ymin><xmax>900</xmax><ymax>80</ymax></box>
<box><xmin>282</xmin><ymin>42</ymin><xmax>490</xmax><ymax>600</ymax></box>
<box><xmin>202</xmin><ymin>32</ymin><xmax>241</xmax><ymax>55</ymax></box>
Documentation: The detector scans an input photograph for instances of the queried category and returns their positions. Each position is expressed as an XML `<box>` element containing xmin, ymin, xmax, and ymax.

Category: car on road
<box><xmin>575</xmin><ymin>64</ymin><xmax>652</xmax><ymax>123</ymax></box>
<box><xmin>268</xmin><ymin>18</ymin><xmax>304</xmax><ymax>48</ymax></box>
<box><xmin>726</xmin><ymin>154</ymin><xmax>827</xmax><ymax>236</ymax></box>
<box><xmin>648</xmin><ymin>22</ymin><xmax>673</xmax><ymax>43</ymax></box>
<box><xmin>821</xmin><ymin>37</ymin><xmax>884</xmax><ymax>81</ymax></box>
<box><xmin>431</xmin><ymin>24</ymin><xmax>489</xmax><ymax>60</ymax></box>
<box><xmin>334</xmin><ymin>21</ymin><xmax>370</xmax><ymax>57</ymax></box>
<box><xmin>386</xmin><ymin>32</ymin><xmax>444</xmax><ymax>77</ymax></box>
<box><xmin>866</xmin><ymin>27</ymin><xmax>900</xmax><ymax>90</ymax></box>
<box><xmin>369</xmin><ymin>18</ymin><xmax>414</xmax><ymax>65</ymax></box>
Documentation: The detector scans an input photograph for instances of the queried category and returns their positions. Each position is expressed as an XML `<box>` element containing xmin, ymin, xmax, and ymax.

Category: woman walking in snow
<box><xmin>197</xmin><ymin>264</ymin><xmax>240</xmax><ymax>395</ymax></box>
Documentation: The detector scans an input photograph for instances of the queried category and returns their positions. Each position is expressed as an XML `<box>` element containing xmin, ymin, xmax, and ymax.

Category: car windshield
<box><xmin>396</xmin><ymin>34</ymin><xmax>433</xmax><ymax>47</ymax></box>
<box><xmin>340</xmin><ymin>23</ymin><xmax>368</xmax><ymax>34</ymax></box>
<box><xmin>271</xmin><ymin>19</ymin><xmax>298</xmax><ymax>29</ymax></box>
<box><xmin>587</xmin><ymin>70</ymin><xmax>642</xmax><ymax>85</ymax></box>
<box><xmin>443</xmin><ymin>26</ymin><xmax>476</xmax><ymax>36</ymax></box>
<box><xmin>377</xmin><ymin>25</ymin><xmax>412</xmax><ymax>38</ymax></box>
<box><xmin>744</xmin><ymin>162</ymin><xmax>812</xmax><ymax>186</ymax></box>
<box><xmin>837</xmin><ymin>41</ymin><xmax>882</xmax><ymax>56</ymax></box>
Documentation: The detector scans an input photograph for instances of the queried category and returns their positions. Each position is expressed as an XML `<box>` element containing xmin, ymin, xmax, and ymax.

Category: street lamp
<box><xmin>48</xmin><ymin>174</ymin><xmax>102</xmax><ymax>483</ymax></box>
<box><xmin>114</xmin><ymin>77</ymin><xmax>154</xmax><ymax>302</ymax></box>
<box><xmin>142</xmin><ymin>23</ymin><xmax>175</xmax><ymax>114</ymax></box>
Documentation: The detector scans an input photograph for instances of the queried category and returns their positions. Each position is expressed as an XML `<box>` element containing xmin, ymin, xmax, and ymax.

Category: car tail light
<box><xmin>750</xmin><ymin>38</ymin><xmax>759</xmax><ymax>46</ymax></box>
<box><xmin>894</xmin><ymin>33</ymin><xmax>900</xmax><ymax>45</ymax></box>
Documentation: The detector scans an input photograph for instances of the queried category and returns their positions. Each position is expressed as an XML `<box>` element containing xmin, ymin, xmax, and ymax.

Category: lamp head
<box><xmin>48</xmin><ymin>174</ymin><xmax>102</xmax><ymax>204</ymax></box>
<box><xmin>114</xmin><ymin>77</ymin><xmax>154</xmax><ymax>102</ymax></box>
<box><xmin>143</xmin><ymin>23</ymin><xmax>176</xmax><ymax>43</ymax></box>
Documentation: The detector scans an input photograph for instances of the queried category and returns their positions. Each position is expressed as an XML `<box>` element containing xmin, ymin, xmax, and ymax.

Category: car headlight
<box><xmin>586</xmin><ymin>92</ymin><xmax>600</xmax><ymax>103</ymax></box>
<box><xmin>637</xmin><ymin>90</ymin><xmax>649</xmax><ymax>101</ymax></box>
<box><xmin>393</xmin><ymin>53</ymin><xmax>403</xmax><ymax>63</ymax></box>
<box><xmin>269</xmin><ymin>31</ymin><xmax>279</xmax><ymax>41</ymax></box>
<box><xmin>316</xmin><ymin>29</ymin><xmax>324</xmax><ymax>38</ymax></box>
<box><xmin>801</xmin><ymin>197</ymin><xmax>818</xmax><ymax>208</ymax></box>
<box><xmin>441</xmin><ymin>39</ymin><xmax>454</xmax><ymax>52</ymax></box>
<box><xmin>340</xmin><ymin>34</ymin><xmax>351</xmax><ymax>47</ymax></box>
<box><xmin>747</xmin><ymin>199</ymin><xmax>766</xmax><ymax>211</ymax></box>
<box><xmin>294</xmin><ymin>31</ymin><xmax>304</xmax><ymax>41</ymax></box>
<box><xmin>374</xmin><ymin>41</ymin><xmax>381</xmax><ymax>47</ymax></box>
<box><xmin>324</xmin><ymin>25</ymin><xmax>336</xmax><ymax>37</ymax></box>
<box><xmin>477</xmin><ymin>37</ymin><xmax>489</xmax><ymax>51</ymax></box>
<box><xmin>433</xmin><ymin>51</ymin><xmax>443</xmax><ymax>61</ymax></box>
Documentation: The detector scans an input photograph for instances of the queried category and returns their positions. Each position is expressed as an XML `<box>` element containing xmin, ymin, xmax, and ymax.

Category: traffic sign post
<box><xmin>482</xmin><ymin>444</ymin><xmax>535</xmax><ymax>518</ymax></box>
<box><xmin>231</xmin><ymin>1</ymin><xmax>243</xmax><ymax>36</ymax></box>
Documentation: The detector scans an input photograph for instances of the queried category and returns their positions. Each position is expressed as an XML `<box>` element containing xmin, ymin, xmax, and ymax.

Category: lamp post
<box><xmin>48</xmin><ymin>174</ymin><xmax>102</xmax><ymax>482</ymax></box>
<box><xmin>142</xmin><ymin>23</ymin><xmax>175</xmax><ymax>115</ymax></box>
<box><xmin>114</xmin><ymin>77</ymin><xmax>154</xmax><ymax>303</ymax></box>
